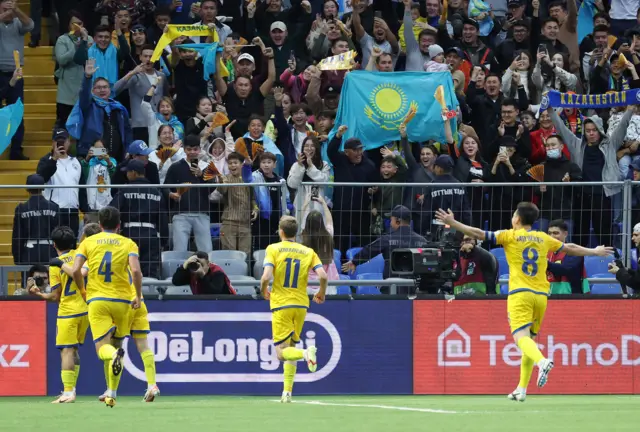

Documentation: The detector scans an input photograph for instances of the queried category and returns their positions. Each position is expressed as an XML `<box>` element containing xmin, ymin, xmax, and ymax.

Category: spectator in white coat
<box><xmin>148</xmin><ymin>124</ymin><xmax>186</xmax><ymax>184</ymax></box>
<box><xmin>287</xmin><ymin>135</ymin><xmax>331</xmax><ymax>220</ymax></box>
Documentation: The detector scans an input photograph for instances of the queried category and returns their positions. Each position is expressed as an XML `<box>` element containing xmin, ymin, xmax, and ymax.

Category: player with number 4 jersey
<box><xmin>435</xmin><ymin>202</ymin><xmax>613</xmax><ymax>402</ymax></box>
<box><xmin>261</xmin><ymin>216</ymin><xmax>328</xmax><ymax>403</ymax></box>
<box><xmin>72</xmin><ymin>207</ymin><xmax>143</xmax><ymax>408</ymax></box>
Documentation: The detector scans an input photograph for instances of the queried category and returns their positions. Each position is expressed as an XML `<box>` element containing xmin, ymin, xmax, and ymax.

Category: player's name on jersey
<box><xmin>123</xmin><ymin>192</ymin><xmax>161</xmax><ymax>201</ymax></box>
<box><xmin>21</xmin><ymin>210</ymin><xmax>57</xmax><ymax>218</ymax></box>
<box><xmin>96</xmin><ymin>238</ymin><xmax>122</xmax><ymax>246</ymax></box>
<box><xmin>277</xmin><ymin>247</ymin><xmax>307</xmax><ymax>254</ymax></box>
<box><xmin>515</xmin><ymin>234</ymin><xmax>544</xmax><ymax>244</ymax></box>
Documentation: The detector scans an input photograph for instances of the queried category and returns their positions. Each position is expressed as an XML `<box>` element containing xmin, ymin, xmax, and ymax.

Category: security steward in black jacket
<box><xmin>344</xmin><ymin>205</ymin><xmax>429</xmax><ymax>293</ymax></box>
<box><xmin>609</xmin><ymin>223</ymin><xmax>640</xmax><ymax>294</ymax></box>
<box><xmin>12</xmin><ymin>174</ymin><xmax>60</xmax><ymax>264</ymax></box>
<box><xmin>423</xmin><ymin>155</ymin><xmax>472</xmax><ymax>239</ymax></box>
<box><xmin>110</xmin><ymin>160</ymin><xmax>168</xmax><ymax>279</ymax></box>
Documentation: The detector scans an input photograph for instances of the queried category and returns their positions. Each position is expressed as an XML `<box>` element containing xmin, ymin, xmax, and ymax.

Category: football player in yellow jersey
<box><xmin>72</xmin><ymin>207</ymin><xmax>143</xmax><ymax>408</ymax></box>
<box><xmin>260</xmin><ymin>216</ymin><xmax>328</xmax><ymax>403</ymax></box>
<box><xmin>436</xmin><ymin>202</ymin><xmax>613</xmax><ymax>401</ymax></box>
<box><xmin>30</xmin><ymin>226</ymin><xmax>88</xmax><ymax>404</ymax></box>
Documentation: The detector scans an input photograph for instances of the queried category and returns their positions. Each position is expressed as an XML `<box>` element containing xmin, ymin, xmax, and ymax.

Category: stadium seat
<box><xmin>161</xmin><ymin>251</ymin><xmax>193</xmax><ymax>262</ymax></box>
<box><xmin>209</xmin><ymin>250</ymin><xmax>247</xmax><ymax>262</ymax></box>
<box><xmin>356</xmin><ymin>285</ymin><xmax>382</xmax><ymax>295</ymax></box>
<box><xmin>585</xmin><ymin>255</ymin><xmax>615</xmax><ymax>277</ymax></box>
<box><xmin>162</xmin><ymin>259</ymin><xmax>184</xmax><ymax>280</ymax></box>
<box><xmin>210</xmin><ymin>223</ymin><xmax>221</xmax><ymax>237</ymax></box>
<box><xmin>496</xmin><ymin>257</ymin><xmax>509</xmax><ymax>275</ymax></box>
<box><xmin>336</xmin><ymin>285</ymin><xmax>352</xmax><ymax>295</ymax></box>
<box><xmin>142</xmin><ymin>277</ymin><xmax>161</xmax><ymax>295</ymax></box>
<box><xmin>353</xmin><ymin>254</ymin><xmax>384</xmax><ymax>277</ymax></box>
<box><xmin>490</xmin><ymin>248</ymin><xmax>505</xmax><ymax>259</ymax></box>
<box><xmin>356</xmin><ymin>272</ymin><xmax>383</xmax><ymax>292</ymax></box>
<box><xmin>333</xmin><ymin>249</ymin><xmax>342</xmax><ymax>270</ymax></box>
<box><xmin>230</xmin><ymin>276</ymin><xmax>258</xmax><ymax>295</ymax></box>
<box><xmin>164</xmin><ymin>285</ymin><xmax>193</xmax><ymax>295</ymax></box>
<box><xmin>589</xmin><ymin>273</ymin><xmax>622</xmax><ymax>295</ymax></box>
<box><xmin>632</xmin><ymin>249</ymin><xmax>638</xmax><ymax>271</ymax></box>
<box><xmin>346</xmin><ymin>247</ymin><xmax>363</xmax><ymax>261</ymax></box>
<box><xmin>253</xmin><ymin>249</ymin><xmax>266</xmax><ymax>279</ymax></box>
<box><xmin>499</xmin><ymin>274</ymin><xmax>509</xmax><ymax>295</ymax></box>
<box><xmin>217</xmin><ymin>259</ymin><xmax>249</xmax><ymax>276</ymax></box>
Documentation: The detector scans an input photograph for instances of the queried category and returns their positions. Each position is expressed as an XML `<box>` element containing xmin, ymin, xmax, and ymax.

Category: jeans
<box><xmin>619</xmin><ymin>154</ymin><xmax>640</xmax><ymax>180</ymax></box>
<box><xmin>172</xmin><ymin>214</ymin><xmax>213</xmax><ymax>253</ymax></box>
<box><xmin>0</xmin><ymin>73</ymin><xmax>24</xmax><ymax>157</ymax></box>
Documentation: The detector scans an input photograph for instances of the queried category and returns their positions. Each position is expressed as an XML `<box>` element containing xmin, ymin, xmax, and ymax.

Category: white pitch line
<box><xmin>270</xmin><ymin>400</ymin><xmax>458</xmax><ymax>414</ymax></box>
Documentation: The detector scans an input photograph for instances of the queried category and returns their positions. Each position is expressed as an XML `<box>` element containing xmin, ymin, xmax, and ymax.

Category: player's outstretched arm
<box><xmin>563</xmin><ymin>243</ymin><xmax>614</xmax><ymax>257</ymax></box>
<box><xmin>260</xmin><ymin>266</ymin><xmax>274</xmax><ymax>300</ymax></box>
<box><xmin>434</xmin><ymin>208</ymin><xmax>487</xmax><ymax>241</ymax></box>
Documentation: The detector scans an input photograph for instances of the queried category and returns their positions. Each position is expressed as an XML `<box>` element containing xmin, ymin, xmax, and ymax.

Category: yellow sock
<box><xmin>283</xmin><ymin>361</ymin><xmax>297</xmax><ymax>393</ymax></box>
<box><xmin>140</xmin><ymin>349</ymin><xmax>156</xmax><ymax>387</ymax></box>
<box><xmin>517</xmin><ymin>337</ymin><xmax>544</xmax><ymax>364</ymax></box>
<box><xmin>98</xmin><ymin>344</ymin><xmax>117</xmax><ymax>361</ymax></box>
<box><xmin>103</xmin><ymin>361</ymin><xmax>109</xmax><ymax>387</ymax></box>
<box><xmin>109</xmin><ymin>364</ymin><xmax>123</xmax><ymax>393</ymax></box>
<box><xmin>61</xmin><ymin>370</ymin><xmax>75</xmax><ymax>392</ymax></box>
<box><xmin>518</xmin><ymin>355</ymin><xmax>534</xmax><ymax>389</ymax></box>
<box><xmin>282</xmin><ymin>347</ymin><xmax>304</xmax><ymax>361</ymax></box>
<box><xmin>73</xmin><ymin>365</ymin><xmax>80</xmax><ymax>388</ymax></box>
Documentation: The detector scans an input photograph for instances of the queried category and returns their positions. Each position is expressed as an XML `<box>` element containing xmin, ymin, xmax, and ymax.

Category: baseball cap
<box><xmin>507</xmin><ymin>0</ymin><xmax>525</xmax><ymax>7</ymax></box>
<box><xmin>428</xmin><ymin>44</ymin><xmax>444</xmax><ymax>59</ymax></box>
<box><xmin>343</xmin><ymin>138</ymin><xmax>363</xmax><ymax>150</ymax></box>
<box><xmin>445</xmin><ymin>46</ymin><xmax>464</xmax><ymax>58</ymax></box>
<box><xmin>237</xmin><ymin>53</ymin><xmax>255</xmax><ymax>64</ymax></box>
<box><xmin>463</xmin><ymin>18</ymin><xmax>479</xmax><ymax>30</ymax></box>
<box><xmin>325</xmin><ymin>86</ymin><xmax>341</xmax><ymax>98</ymax></box>
<box><xmin>131</xmin><ymin>24</ymin><xmax>145</xmax><ymax>32</ymax></box>
<box><xmin>26</xmin><ymin>174</ymin><xmax>45</xmax><ymax>186</ymax></box>
<box><xmin>270</xmin><ymin>21</ymin><xmax>287</xmax><ymax>32</ymax></box>
<box><xmin>434</xmin><ymin>155</ymin><xmax>454</xmax><ymax>169</ymax></box>
<box><xmin>634</xmin><ymin>222</ymin><xmax>640</xmax><ymax>234</ymax></box>
<box><xmin>52</xmin><ymin>127</ymin><xmax>69</xmax><ymax>142</ymax></box>
<box><xmin>184</xmin><ymin>135</ymin><xmax>201</xmax><ymax>148</ymax></box>
<box><xmin>122</xmin><ymin>159</ymin><xmax>146</xmax><ymax>174</ymax></box>
<box><xmin>630</xmin><ymin>158</ymin><xmax>640</xmax><ymax>171</ymax></box>
<box><xmin>127</xmin><ymin>140</ymin><xmax>153</xmax><ymax>156</ymax></box>
<box><xmin>391</xmin><ymin>205</ymin><xmax>412</xmax><ymax>221</ymax></box>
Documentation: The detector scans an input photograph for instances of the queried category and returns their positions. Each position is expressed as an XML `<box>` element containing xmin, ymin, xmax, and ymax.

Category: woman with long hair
<box><xmin>287</xmin><ymin>135</ymin><xmax>332</xmax><ymax>219</ymax></box>
<box><xmin>501</xmin><ymin>50</ymin><xmax>538</xmax><ymax>104</ymax></box>
<box><xmin>147</xmin><ymin>124</ymin><xmax>186</xmax><ymax>184</ymax></box>
<box><xmin>301</xmin><ymin>195</ymin><xmax>338</xmax><ymax>295</ymax></box>
<box><xmin>141</xmin><ymin>88</ymin><xmax>184</xmax><ymax>149</ymax></box>
<box><xmin>185</xmin><ymin>96</ymin><xmax>226</xmax><ymax>139</ymax></box>
<box><xmin>532</xmin><ymin>51</ymin><xmax>577</xmax><ymax>95</ymax></box>
<box><xmin>450</xmin><ymin>135</ymin><xmax>489</xmax><ymax>228</ymax></box>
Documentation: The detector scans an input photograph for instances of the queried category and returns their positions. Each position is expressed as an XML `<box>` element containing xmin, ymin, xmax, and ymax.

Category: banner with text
<box><xmin>46</xmin><ymin>300</ymin><xmax>413</xmax><ymax>396</ymax></box>
<box><xmin>0</xmin><ymin>301</ymin><xmax>47</xmax><ymax>396</ymax></box>
<box><xmin>413</xmin><ymin>300</ymin><xmax>640</xmax><ymax>394</ymax></box>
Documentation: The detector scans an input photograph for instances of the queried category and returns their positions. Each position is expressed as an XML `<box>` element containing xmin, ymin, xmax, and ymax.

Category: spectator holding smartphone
<box><xmin>301</xmin><ymin>194</ymin><xmax>338</xmax><ymax>295</ymax></box>
<box><xmin>81</xmin><ymin>140</ymin><xmax>116</xmax><ymax>212</ymax></box>
<box><xmin>287</xmin><ymin>135</ymin><xmax>331</xmax><ymax>220</ymax></box>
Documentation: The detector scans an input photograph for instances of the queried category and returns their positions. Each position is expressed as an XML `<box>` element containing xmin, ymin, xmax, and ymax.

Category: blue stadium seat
<box><xmin>632</xmin><ymin>249</ymin><xmax>638</xmax><ymax>271</ymax></box>
<box><xmin>346</xmin><ymin>247</ymin><xmax>363</xmax><ymax>261</ymax></box>
<box><xmin>210</xmin><ymin>223</ymin><xmax>221</xmax><ymax>237</ymax></box>
<box><xmin>356</xmin><ymin>285</ymin><xmax>382</xmax><ymax>295</ymax></box>
<box><xmin>356</xmin><ymin>272</ymin><xmax>383</xmax><ymax>292</ymax></box>
<box><xmin>333</xmin><ymin>249</ymin><xmax>342</xmax><ymax>270</ymax></box>
<box><xmin>585</xmin><ymin>255</ymin><xmax>615</xmax><ymax>277</ymax></box>
<box><xmin>589</xmin><ymin>274</ymin><xmax>623</xmax><ymax>295</ymax></box>
<box><xmin>336</xmin><ymin>285</ymin><xmax>352</xmax><ymax>295</ymax></box>
<box><xmin>354</xmin><ymin>254</ymin><xmax>385</xmax><ymax>279</ymax></box>
<box><xmin>209</xmin><ymin>250</ymin><xmax>247</xmax><ymax>262</ymax></box>
<box><xmin>216</xmin><ymin>259</ymin><xmax>248</xmax><ymax>276</ymax></box>
<box><xmin>499</xmin><ymin>274</ymin><xmax>509</xmax><ymax>295</ymax></box>
<box><xmin>490</xmin><ymin>248</ymin><xmax>505</xmax><ymax>259</ymax></box>
<box><xmin>496</xmin><ymin>257</ymin><xmax>509</xmax><ymax>275</ymax></box>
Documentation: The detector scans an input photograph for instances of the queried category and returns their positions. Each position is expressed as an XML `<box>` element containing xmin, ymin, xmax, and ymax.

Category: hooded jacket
<box><xmin>550</xmin><ymin>108</ymin><xmax>633</xmax><ymax>197</ymax></box>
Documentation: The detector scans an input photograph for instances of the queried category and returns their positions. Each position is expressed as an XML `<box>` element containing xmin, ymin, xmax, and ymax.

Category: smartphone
<box><xmin>505</xmin><ymin>13</ymin><xmax>513</xmax><ymax>20</ymax></box>
<box><xmin>374</xmin><ymin>11</ymin><xmax>382</xmax><ymax>18</ymax></box>
<box><xmin>289</xmin><ymin>50</ymin><xmax>296</xmax><ymax>62</ymax></box>
<box><xmin>538</xmin><ymin>44</ymin><xmax>547</xmax><ymax>53</ymax></box>
<box><xmin>191</xmin><ymin>161</ymin><xmax>198</xmax><ymax>169</ymax></box>
<box><xmin>91</xmin><ymin>147</ymin><xmax>107</xmax><ymax>156</ymax></box>
<box><xmin>311</xmin><ymin>186</ymin><xmax>319</xmax><ymax>199</ymax></box>
<box><xmin>499</xmin><ymin>146</ymin><xmax>507</xmax><ymax>155</ymax></box>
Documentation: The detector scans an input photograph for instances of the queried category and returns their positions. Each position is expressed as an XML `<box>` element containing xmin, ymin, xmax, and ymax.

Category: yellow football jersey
<box><xmin>50</xmin><ymin>250</ymin><xmax>88</xmax><ymax>317</ymax></box>
<box><xmin>75</xmin><ymin>231</ymin><xmax>140</xmax><ymax>303</ymax></box>
<box><xmin>491</xmin><ymin>229</ymin><xmax>564</xmax><ymax>295</ymax></box>
<box><xmin>264</xmin><ymin>240</ymin><xmax>323</xmax><ymax>310</ymax></box>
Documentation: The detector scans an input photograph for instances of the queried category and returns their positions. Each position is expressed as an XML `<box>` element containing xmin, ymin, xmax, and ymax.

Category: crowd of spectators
<box><xmin>5</xmin><ymin>0</ymin><xmax>640</xmax><ymax>294</ymax></box>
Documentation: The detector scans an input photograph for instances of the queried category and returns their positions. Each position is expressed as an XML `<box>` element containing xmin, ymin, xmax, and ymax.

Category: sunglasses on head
<box><xmin>131</xmin><ymin>28</ymin><xmax>145</xmax><ymax>34</ymax></box>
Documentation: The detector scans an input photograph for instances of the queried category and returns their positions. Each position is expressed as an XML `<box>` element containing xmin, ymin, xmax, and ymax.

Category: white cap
<box><xmin>237</xmin><ymin>53</ymin><xmax>255</xmax><ymax>64</ymax></box>
<box><xmin>634</xmin><ymin>223</ymin><xmax>640</xmax><ymax>234</ymax></box>
<box><xmin>270</xmin><ymin>21</ymin><xmax>287</xmax><ymax>32</ymax></box>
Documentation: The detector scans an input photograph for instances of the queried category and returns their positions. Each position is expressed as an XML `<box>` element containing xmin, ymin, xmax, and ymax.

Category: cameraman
<box><xmin>608</xmin><ymin>223</ymin><xmax>640</xmax><ymax>293</ymax></box>
<box><xmin>171</xmin><ymin>252</ymin><xmax>237</xmax><ymax>295</ymax></box>
<box><xmin>22</xmin><ymin>264</ymin><xmax>50</xmax><ymax>296</ymax></box>
<box><xmin>453</xmin><ymin>235</ymin><xmax>498</xmax><ymax>295</ymax></box>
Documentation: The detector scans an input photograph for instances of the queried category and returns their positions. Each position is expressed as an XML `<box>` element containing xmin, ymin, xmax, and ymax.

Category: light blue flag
<box><xmin>329</xmin><ymin>71</ymin><xmax>458</xmax><ymax>150</ymax></box>
<box><xmin>0</xmin><ymin>99</ymin><xmax>24</xmax><ymax>156</ymax></box>
<box><xmin>179</xmin><ymin>43</ymin><xmax>222</xmax><ymax>80</ymax></box>
<box><xmin>577</xmin><ymin>0</ymin><xmax>596</xmax><ymax>45</ymax></box>
<box><xmin>468</xmin><ymin>0</ymin><xmax>494</xmax><ymax>37</ymax></box>
<box><xmin>159</xmin><ymin>56</ymin><xmax>171</xmax><ymax>77</ymax></box>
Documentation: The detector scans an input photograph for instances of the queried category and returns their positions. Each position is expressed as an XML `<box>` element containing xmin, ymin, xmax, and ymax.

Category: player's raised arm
<box><xmin>260</xmin><ymin>265</ymin><xmax>274</xmax><ymax>300</ymax></box>
<box><xmin>563</xmin><ymin>243</ymin><xmax>615</xmax><ymax>257</ymax></box>
<box><xmin>434</xmin><ymin>208</ymin><xmax>487</xmax><ymax>241</ymax></box>
<box><xmin>128</xmin><ymin>254</ymin><xmax>143</xmax><ymax>309</ymax></box>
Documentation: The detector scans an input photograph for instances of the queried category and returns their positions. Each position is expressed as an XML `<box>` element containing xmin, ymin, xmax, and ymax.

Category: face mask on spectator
<box><xmin>546</xmin><ymin>148</ymin><xmax>561</xmax><ymax>159</ymax></box>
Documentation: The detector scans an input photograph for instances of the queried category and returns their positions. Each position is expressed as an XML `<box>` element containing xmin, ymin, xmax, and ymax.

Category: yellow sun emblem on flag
<box><xmin>364</xmin><ymin>83</ymin><xmax>418</xmax><ymax>130</ymax></box>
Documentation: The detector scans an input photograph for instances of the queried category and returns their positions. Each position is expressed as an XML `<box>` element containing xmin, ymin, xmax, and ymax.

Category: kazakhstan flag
<box><xmin>0</xmin><ymin>98</ymin><xmax>24</xmax><ymax>157</ymax></box>
<box><xmin>331</xmin><ymin>71</ymin><xmax>458</xmax><ymax>150</ymax></box>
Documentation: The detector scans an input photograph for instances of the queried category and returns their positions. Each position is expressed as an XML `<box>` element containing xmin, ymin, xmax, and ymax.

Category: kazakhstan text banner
<box><xmin>542</xmin><ymin>89</ymin><xmax>640</xmax><ymax>109</ymax></box>
<box><xmin>331</xmin><ymin>71</ymin><xmax>459</xmax><ymax>150</ymax></box>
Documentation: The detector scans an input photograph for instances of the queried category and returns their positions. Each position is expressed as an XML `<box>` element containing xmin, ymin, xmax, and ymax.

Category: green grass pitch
<box><xmin>0</xmin><ymin>395</ymin><xmax>638</xmax><ymax>431</ymax></box>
